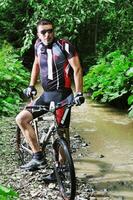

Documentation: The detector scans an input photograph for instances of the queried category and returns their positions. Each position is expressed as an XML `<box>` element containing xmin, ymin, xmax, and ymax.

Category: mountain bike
<box><xmin>16</xmin><ymin>94</ymin><xmax>76</xmax><ymax>200</ymax></box>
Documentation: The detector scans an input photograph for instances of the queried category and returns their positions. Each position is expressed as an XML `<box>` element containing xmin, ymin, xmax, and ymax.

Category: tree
<box><xmin>0</xmin><ymin>0</ymin><xmax>132</xmax><ymax>68</ymax></box>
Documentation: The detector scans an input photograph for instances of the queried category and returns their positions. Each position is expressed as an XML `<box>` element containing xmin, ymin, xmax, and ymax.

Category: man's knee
<box><xmin>16</xmin><ymin>113</ymin><xmax>21</xmax><ymax>125</ymax></box>
<box><xmin>16</xmin><ymin>110</ymin><xmax>33</xmax><ymax>126</ymax></box>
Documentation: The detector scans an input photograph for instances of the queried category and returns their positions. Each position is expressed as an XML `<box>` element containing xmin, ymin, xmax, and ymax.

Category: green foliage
<box><xmin>97</xmin><ymin>0</ymin><xmax>133</xmax><ymax>56</ymax></box>
<box><xmin>0</xmin><ymin>0</ymin><xmax>115</xmax><ymax>55</ymax></box>
<box><xmin>19</xmin><ymin>0</ymin><xmax>133</xmax><ymax>61</ymax></box>
<box><xmin>0</xmin><ymin>0</ymin><xmax>32</xmax><ymax>48</ymax></box>
<box><xmin>0</xmin><ymin>0</ymin><xmax>132</xmax><ymax>68</ymax></box>
<box><xmin>21</xmin><ymin>0</ymin><xmax>99</xmax><ymax>53</ymax></box>
<box><xmin>83</xmin><ymin>50</ymin><xmax>133</xmax><ymax>117</ymax></box>
<box><xmin>0</xmin><ymin>42</ymin><xmax>29</xmax><ymax>116</ymax></box>
<box><xmin>0</xmin><ymin>184</ymin><xmax>18</xmax><ymax>199</ymax></box>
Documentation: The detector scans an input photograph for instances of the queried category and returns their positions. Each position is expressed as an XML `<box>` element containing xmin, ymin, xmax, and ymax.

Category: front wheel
<box><xmin>53</xmin><ymin>138</ymin><xmax>76</xmax><ymax>200</ymax></box>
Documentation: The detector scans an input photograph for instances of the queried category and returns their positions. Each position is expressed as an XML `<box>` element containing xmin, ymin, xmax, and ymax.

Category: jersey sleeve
<box><xmin>34</xmin><ymin>39</ymin><xmax>42</xmax><ymax>57</ymax></box>
<box><xmin>60</xmin><ymin>39</ymin><xmax>77</xmax><ymax>59</ymax></box>
<box><xmin>34</xmin><ymin>43</ymin><xmax>38</xmax><ymax>57</ymax></box>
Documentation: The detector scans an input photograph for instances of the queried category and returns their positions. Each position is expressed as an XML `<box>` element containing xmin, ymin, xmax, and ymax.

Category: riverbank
<box><xmin>0</xmin><ymin>115</ymin><xmax>111</xmax><ymax>200</ymax></box>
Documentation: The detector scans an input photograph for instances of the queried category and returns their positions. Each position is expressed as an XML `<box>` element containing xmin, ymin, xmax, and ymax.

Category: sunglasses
<box><xmin>40</xmin><ymin>29</ymin><xmax>53</xmax><ymax>35</ymax></box>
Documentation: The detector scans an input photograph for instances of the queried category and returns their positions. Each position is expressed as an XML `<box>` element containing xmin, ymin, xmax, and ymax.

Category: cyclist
<box><xmin>16</xmin><ymin>19</ymin><xmax>84</xmax><ymax>177</ymax></box>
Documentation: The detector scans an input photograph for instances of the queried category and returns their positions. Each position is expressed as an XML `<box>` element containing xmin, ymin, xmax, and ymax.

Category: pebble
<box><xmin>48</xmin><ymin>183</ymin><xmax>56</xmax><ymax>189</ymax></box>
<box><xmin>81</xmin><ymin>143</ymin><xmax>88</xmax><ymax>147</ymax></box>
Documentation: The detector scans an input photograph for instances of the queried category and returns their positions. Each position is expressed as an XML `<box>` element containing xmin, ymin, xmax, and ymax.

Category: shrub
<box><xmin>0</xmin><ymin>42</ymin><xmax>29</xmax><ymax>116</ymax></box>
<box><xmin>83</xmin><ymin>50</ymin><xmax>133</xmax><ymax>117</ymax></box>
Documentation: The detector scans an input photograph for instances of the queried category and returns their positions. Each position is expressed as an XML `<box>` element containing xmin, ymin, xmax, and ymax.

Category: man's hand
<box><xmin>24</xmin><ymin>86</ymin><xmax>37</xmax><ymax>97</ymax></box>
<box><xmin>74</xmin><ymin>92</ymin><xmax>85</xmax><ymax>106</ymax></box>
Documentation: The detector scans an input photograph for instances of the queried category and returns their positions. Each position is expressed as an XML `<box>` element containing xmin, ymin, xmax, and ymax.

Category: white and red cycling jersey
<box><xmin>31</xmin><ymin>38</ymin><xmax>78</xmax><ymax>127</ymax></box>
<box><xmin>35</xmin><ymin>38</ymin><xmax>77</xmax><ymax>91</ymax></box>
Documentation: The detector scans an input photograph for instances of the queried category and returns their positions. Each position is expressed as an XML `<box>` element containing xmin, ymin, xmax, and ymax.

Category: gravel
<box><xmin>0</xmin><ymin>116</ymin><xmax>123</xmax><ymax>200</ymax></box>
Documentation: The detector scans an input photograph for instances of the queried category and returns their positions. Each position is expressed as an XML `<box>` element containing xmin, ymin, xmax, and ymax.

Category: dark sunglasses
<box><xmin>40</xmin><ymin>29</ymin><xmax>53</xmax><ymax>35</ymax></box>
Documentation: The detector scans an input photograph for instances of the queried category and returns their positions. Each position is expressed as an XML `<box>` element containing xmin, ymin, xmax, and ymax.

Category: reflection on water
<box><xmin>71</xmin><ymin>98</ymin><xmax>133</xmax><ymax>199</ymax></box>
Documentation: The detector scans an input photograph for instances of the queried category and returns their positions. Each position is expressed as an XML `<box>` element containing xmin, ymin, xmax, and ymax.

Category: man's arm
<box><xmin>29</xmin><ymin>56</ymin><xmax>40</xmax><ymax>86</ymax></box>
<box><xmin>68</xmin><ymin>55</ymin><xmax>83</xmax><ymax>93</ymax></box>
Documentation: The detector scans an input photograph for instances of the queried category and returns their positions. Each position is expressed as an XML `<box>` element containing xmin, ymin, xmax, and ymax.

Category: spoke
<box><xmin>21</xmin><ymin>145</ymin><xmax>32</xmax><ymax>154</ymax></box>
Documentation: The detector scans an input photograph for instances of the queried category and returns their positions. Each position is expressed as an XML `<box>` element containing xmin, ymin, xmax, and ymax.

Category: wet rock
<box><xmin>74</xmin><ymin>134</ymin><xmax>81</xmax><ymax>138</ymax></box>
<box><xmin>78</xmin><ymin>153</ymin><xmax>83</xmax><ymax>157</ymax></box>
<box><xmin>99</xmin><ymin>154</ymin><xmax>104</xmax><ymax>158</ymax></box>
<box><xmin>81</xmin><ymin>142</ymin><xmax>88</xmax><ymax>147</ymax></box>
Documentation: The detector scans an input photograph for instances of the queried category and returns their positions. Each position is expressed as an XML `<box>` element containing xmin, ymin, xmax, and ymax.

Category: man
<box><xmin>16</xmin><ymin>19</ymin><xmax>84</xmax><ymax>174</ymax></box>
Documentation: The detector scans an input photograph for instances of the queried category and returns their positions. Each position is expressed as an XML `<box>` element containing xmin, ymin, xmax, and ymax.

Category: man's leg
<box><xmin>41</xmin><ymin>108</ymin><xmax>71</xmax><ymax>183</ymax></box>
<box><xmin>16</xmin><ymin>110</ymin><xmax>40</xmax><ymax>152</ymax></box>
<box><xmin>16</xmin><ymin>110</ymin><xmax>46</xmax><ymax>170</ymax></box>
<box><xmin>56</xmin><ymin>107</ymin><xmax>71</xmax><ymax>137</ymax></box>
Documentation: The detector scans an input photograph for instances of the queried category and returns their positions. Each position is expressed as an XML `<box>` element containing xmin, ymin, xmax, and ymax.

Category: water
<box><xmin>71</xmin><ymin>98</ymin><xmax>133</xmax><ymax>199</ymax></box>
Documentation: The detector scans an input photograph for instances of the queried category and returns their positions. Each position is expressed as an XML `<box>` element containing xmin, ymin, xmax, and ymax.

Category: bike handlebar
<box><xmin>25</xmin><ymin>102</ymin><xmax>75</xmax><ymax>112</ymax></box>
<box><xmin>25</xmin><ymin>94</ymin><xmax>75</xmax><ymax>112</ymax></box>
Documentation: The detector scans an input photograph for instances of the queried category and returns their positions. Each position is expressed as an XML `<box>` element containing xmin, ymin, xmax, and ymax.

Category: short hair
<box><xmin>37</xmin><ymin>19</ymin><xmax>53</xmax><ymax>29</ymax></box>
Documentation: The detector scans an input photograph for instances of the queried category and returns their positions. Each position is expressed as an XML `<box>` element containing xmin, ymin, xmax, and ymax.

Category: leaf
<box><xmin>2</xmin><ymin>74</ymin><xmax>12</xmax><ymax>81</ymax></box>
<box><xmin>128</xmin><ymin>105</ymin><xmax>133</xmax><ymax>118</ymax></box>
<box><xmin>5</xmin><ymin>97</ymin><xmax>16</xmax><ymax>104</ymax></box>
<box><xmin>128</xmin><ymin>95</ymin><xmax>133</xmax><ymax>105</ymax></box>
<box><xmin>0</xmin><ymin>185</ymin><xmax>18</xmax><ymax>197</ymax></box>
<box><xmin>101</xmin><ymin>0</ymin><xmax>115</xmax><ymax>3</ymax></box>
<box><xmin>126</xmin><ymin>67</ymin><xmax>133</xmax><ymax>77</ymax></box>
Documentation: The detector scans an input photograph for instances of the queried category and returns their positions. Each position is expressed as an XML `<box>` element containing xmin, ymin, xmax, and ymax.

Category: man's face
<box><xmin>37</xmin><ymin>24</ymin><xmax>54</xmax><ymax>45</ymax></box>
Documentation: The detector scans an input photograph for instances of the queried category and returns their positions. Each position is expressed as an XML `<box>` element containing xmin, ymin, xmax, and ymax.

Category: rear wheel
<box><xmin>16</xmin><ymin>126</ymin><xmax>32</xmax><ymax>164</ymax></box>
<box><xmin>53</xmin><ymin>138</ymin><xmax>76</xmax><ymax>200</ymax></box>
<box><xmin>16</xmin><ymin>124</ymin><xmax>52</xmax><ymax>166</ymax></box>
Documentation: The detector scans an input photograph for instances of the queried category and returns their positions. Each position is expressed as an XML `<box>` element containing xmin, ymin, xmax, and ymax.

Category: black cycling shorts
<box><xmin>27</xmin><ymin>89</ymin><xmax>73</xmax><ymax>128</ymax></box>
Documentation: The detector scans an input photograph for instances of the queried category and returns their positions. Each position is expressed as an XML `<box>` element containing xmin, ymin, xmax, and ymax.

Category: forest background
<box><xmin>0</xmin><ymin>0</ymin><xmax>133</xmax><ymax>117</ymax></box>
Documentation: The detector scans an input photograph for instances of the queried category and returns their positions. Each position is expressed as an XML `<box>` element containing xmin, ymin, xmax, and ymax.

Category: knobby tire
<box><xmin>16</xmin><ymin>126</ymin><xmax>32</xmax><ymax>164</ymax></box>
<box><xmin>53</xmin><ymin>138</ymin><xmax>76</xmax><ymax>200</ymax></box>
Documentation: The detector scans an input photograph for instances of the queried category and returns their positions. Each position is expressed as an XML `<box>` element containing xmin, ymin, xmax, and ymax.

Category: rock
<box><xmin>81</xmin><ymin>143</ymin><xmax>88</xmax><ymax>147</ymax></box>
<box><xmin>48</xmin><ymin>183</ymin><xmax>56</xmax><ymax>189</ymax></box>
<box><xmin>99</xmin><ymin>154</ymin><xmax>104</xmax><ymax>158</ymax></box>
<box><xmin>30</xmin><ymin>190</ymin><xmax>41</xmax><ymax>197</ymax></box>
<box><xmin>74</xmin><ymin>134</ymin><xmax>81</xmax><ymax>138</ymax></box>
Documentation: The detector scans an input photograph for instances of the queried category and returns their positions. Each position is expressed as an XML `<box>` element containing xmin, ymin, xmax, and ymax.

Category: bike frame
<box><xmin>25</xmin><ymin>93</ymin><xmax>74</xmax><ymax>153</ymax></box>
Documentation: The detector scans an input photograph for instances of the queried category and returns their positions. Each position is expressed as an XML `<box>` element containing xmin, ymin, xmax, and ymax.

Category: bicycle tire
<box><xmin>16</xmin><ymin>126</ymin><xmax>32</xmax><ymax>164</ymax></box>
<box><xmin>53</xmin><ymin>138</ymin><xmax>76</xmax><ymax>200</ymax></box>
<box><xmin>16</xmin><ymin>124</ymin><xmax>52</xmax><ymax>166</ymax></box>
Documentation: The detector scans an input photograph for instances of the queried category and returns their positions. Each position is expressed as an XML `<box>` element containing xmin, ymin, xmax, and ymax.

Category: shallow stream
<box><xmin>71</xmin><ymin>98</ymin><xmax>133</xmax><ymax>199</ymax></box>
